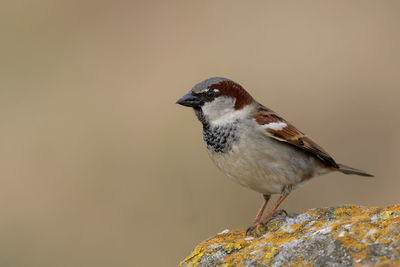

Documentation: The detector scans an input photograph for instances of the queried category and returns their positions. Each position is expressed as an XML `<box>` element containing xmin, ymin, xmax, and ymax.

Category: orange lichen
<box><xmin>179</xmin><ymin>205</ymin><xmax>400</xmax><ymax>266</ymax></box>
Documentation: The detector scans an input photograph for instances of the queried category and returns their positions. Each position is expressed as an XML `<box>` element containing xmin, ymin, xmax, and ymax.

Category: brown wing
<box><xmin>254</xmin><ymin>105</ymin><xmax>339</xmax><ymax>168</ymax></box>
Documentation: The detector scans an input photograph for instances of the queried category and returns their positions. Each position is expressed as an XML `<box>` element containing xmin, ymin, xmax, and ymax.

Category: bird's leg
<box><xmin>260</xmin><ymin>185</ymin><xmax>292</xmax><ymax>225</ymax></box>
<box><xmin>252</xmin><ymin>194</ymin><xmax>271</xmax><ymax>226</ymax></box>
<box><xmin>246</xmin><ymin>194</ymin><xmax>270</xmax><ymax>235</ymax></box>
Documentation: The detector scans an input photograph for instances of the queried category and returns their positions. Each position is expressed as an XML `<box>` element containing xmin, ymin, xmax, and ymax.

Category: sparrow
<box><xmin>176</xmin><ymin>77</ymin><xmax>373</xmax><ymax>232</ymax></box>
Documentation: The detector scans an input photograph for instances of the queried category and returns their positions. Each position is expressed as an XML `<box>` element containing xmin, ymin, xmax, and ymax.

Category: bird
<box><xmin>176</xmin><ymin>77</ymin><xmax>373</xmax><ymax>233</ymax></box>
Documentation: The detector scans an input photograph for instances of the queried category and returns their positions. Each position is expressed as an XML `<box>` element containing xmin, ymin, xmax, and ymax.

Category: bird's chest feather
<box><xmin>202</xmin><ymin>123</ymin><xmax>240</xmax><ymax>153</ymax></box>
<box><xmin>201</xmin><ymin>122</ymin><xmax>328</xmax><ymax>194</ymax></box>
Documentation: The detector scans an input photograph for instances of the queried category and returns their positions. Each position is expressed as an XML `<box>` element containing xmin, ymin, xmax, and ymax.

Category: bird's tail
<box><xmin>337</xmin><ymin>163</ymin><xmax>374</xmax><ymax>177</ymax></box>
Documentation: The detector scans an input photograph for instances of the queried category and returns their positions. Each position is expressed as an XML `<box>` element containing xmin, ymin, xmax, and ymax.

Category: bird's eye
<box><xmin>205</xmin><ymin>90</ymin><xmax>214</xmax><ymax>98</ymax></box>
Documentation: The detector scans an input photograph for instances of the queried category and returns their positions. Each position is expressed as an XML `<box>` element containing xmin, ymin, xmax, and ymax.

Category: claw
<box><xmin>245</xmin><ymin>226</ymin><xmax>254</xmax><ymax>235</ymax></box>
<box><xmin>273</xmin><ymin>209</ymin><xmax>288</xmax><ymax>217</ymax></box>
<box><xmin>246</xmin><ymin>223</ymin><xmax>267</xmax><ymax>236</ymax></box>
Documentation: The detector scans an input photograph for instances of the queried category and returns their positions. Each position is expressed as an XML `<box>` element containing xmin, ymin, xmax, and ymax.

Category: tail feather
<box><xmin>337</xmin><ymin>163</ymin><xmax>374</xmax><ymax>177</ymax></box>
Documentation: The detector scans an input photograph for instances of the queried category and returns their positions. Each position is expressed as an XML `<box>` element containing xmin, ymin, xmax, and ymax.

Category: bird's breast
<box><xmin>203</xmin><ymin>122</ymin><xmax>330</xmax><ymax>194</ymax></box>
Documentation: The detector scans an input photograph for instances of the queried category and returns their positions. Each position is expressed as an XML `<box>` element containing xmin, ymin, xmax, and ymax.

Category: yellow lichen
<box><xmin>179</xmin><ymin>245</ymin><xmax>204</xmax><ymax>266</ymax></box>
<box><xmin>380</xmin><ymin>210</ymin><xmax>394</xmax><ymax>221</ymax></box>
<box><xmin>265</xmin><ymin>220</ymin><xmax>282</xmax><ymax>232</ymax></box>
<box><xmin>223</xmin><ymin>243</ymin><xmax>242</xmax><ymax>253</ymax></box>
<box><xmin>262</xmin><ymin>246</ymin><xmax>278</xmax><ymax>262</ymax></box>
<box><xmin>179</xmin><ymin>205</ymin><xmax>400</xmax><ymax>266</ymax></box>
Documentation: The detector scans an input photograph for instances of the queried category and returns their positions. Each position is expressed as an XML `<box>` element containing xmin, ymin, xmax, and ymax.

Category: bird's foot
<box><xmin>246</xmin><ymin>222</ymin><xmax>266</xmax><ymax>236</ymax></box>
<box><xmin>273</xmin><ymin>209</ymin><xmax>288</xmax><ymax>217</ymax></box>
<box><xmin>260</xmin><ymin>209</ymin><xmax>289</xmax><ymax>225</ymax></box>
<box><xmin>246</xmin><ymin>210</ymin><xmax>289</xmax><ymax>236</ymax></box>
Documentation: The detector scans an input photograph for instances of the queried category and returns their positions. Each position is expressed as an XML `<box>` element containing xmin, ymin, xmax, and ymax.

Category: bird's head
<box><xmin>176</xmin><ymin>77</ymin><xmax>254</xmax><ymax>125</ymax></box>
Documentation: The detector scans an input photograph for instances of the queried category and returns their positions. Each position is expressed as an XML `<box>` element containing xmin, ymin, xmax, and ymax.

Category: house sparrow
<box><xmin>176</xmin><ymin>77</ymin><xmax>372</xmax><ymax>232</ymax></box>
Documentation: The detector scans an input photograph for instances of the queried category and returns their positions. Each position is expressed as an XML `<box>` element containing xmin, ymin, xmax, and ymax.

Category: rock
<box><xmin>179</xmin><ymin>205</ymin><xmax>400</xmax><ymax>266</ymax></box>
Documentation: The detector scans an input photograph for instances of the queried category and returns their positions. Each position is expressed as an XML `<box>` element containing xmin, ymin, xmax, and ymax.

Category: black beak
<box><xmin>176</xmin><ymin>92</ymin><xmax>202</xmax><ymax>108</ymax></box>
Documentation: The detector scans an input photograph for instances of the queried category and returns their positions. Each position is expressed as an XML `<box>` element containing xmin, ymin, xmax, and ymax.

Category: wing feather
<box><xmin>254</xmin><ymin>105</ymin><xmax>338</xmax><ymax>168</ymax></box>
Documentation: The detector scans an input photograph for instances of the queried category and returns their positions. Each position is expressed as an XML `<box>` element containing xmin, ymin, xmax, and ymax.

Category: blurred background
<box><xmin>1</xmin><ymin>0</ymin><xmax>399</xmax><ymax>266</ymax></box>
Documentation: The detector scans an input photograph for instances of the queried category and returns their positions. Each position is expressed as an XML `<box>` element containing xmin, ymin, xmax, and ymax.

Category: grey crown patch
<box><xmin>202</xmin><ymin>122</ymin><xmax>239</xmax><ymax>153</ymax></box>
<box><xmin>191</xmin><ymin>77</ymin><xmax>230</xmax><ymax>93</ymax></box>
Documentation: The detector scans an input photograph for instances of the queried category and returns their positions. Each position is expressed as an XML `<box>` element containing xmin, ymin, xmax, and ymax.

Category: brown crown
<box><xmin>209</xmin><ymin>80</ymin><xmax>253</xmax><ymax>110</ymax></box>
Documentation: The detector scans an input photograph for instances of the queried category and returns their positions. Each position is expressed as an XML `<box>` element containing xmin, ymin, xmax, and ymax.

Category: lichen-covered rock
<box><xmin>179</xmin><ymin>205</ymin><xmax>400</xmax><ymax>267</ymax></box>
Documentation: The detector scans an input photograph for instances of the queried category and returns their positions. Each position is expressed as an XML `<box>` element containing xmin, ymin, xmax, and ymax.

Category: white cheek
<box><xmin>201</xmin><ymin>97</ymin><xmax>254</xmax><ymax>126</ymax></box>
<box><xmin>201</xmin><ymin>97</ymin><xmax>236</xmax><ymax>122</ymax></box>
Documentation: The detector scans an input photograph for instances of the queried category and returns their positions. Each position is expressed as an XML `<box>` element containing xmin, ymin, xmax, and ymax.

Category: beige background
<box><xmin>1</xmin><ymin>1</ymin><xmax>400</xmax><ymax>266</ymax></box>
